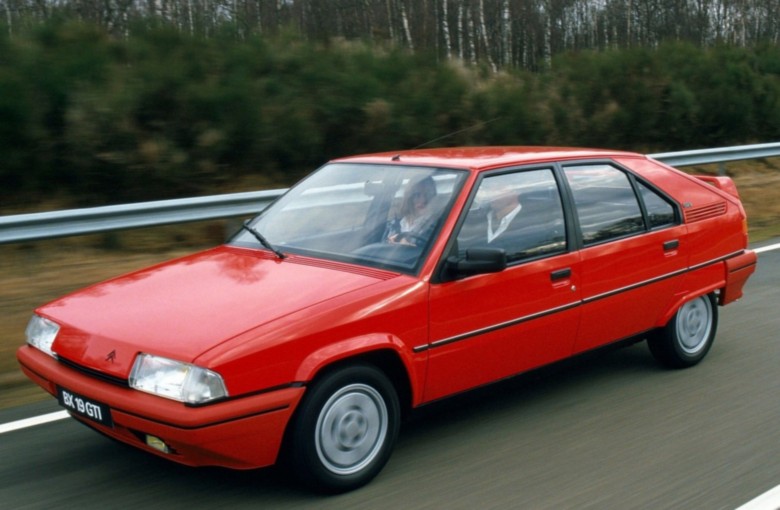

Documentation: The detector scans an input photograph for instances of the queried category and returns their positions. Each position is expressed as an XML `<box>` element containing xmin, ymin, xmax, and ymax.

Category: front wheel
<box><xmin>648</xmin><ymin>293</ymin><xmax>718</xmax><ymax>369</ymax></box>
<box><xmin>286</xmin><ymin>365</ymin><xmax>400</xmax><ymax>493</ymax></box>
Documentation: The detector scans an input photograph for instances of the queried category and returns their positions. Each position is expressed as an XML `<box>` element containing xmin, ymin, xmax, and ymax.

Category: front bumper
<box><xmin>17</xmin><ymin>345</ymin><xmax>304</xmax><ymax>469</ymax></box>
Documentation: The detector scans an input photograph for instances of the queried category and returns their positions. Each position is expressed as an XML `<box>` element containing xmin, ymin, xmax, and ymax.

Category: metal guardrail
<box><xmin>0</xmin><ymin>189</ymin><xmax>286</xmax><ymax>244</ymax></box>
<box><xmin>649</xmin><ymin>142</ymin><xmax>780</xmax><ymax>167</ymax></box>
<box><xmin>2</xmin><ymin>142</ymin><xmax>779</xmax><ymax>245</ymax></box>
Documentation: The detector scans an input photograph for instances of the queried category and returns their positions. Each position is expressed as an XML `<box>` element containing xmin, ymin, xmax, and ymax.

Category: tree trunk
<box><xmin>442</xmin><ymin>0</ymin><xmax>452</xmax><ymax>59</ymax></box>
<box><xmin>477</xmin><ymin>0</ymin><xmax>497</xmax><ymax>71</ymax></box>
<box><xmin>501</xmin><ymin>0</ymin><xmax>511</xmax><ymax>67</ymax></box>
<box><xmin>400</xmin><ymin>0</ymin><xmax>414</xmax><ymax>49</ymax></box>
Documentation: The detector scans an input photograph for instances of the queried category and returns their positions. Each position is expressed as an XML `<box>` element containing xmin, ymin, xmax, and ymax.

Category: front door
<box><xmin>425</xmin><ymin>168</ymin><xmax>581</xmax><ymax>402</ymax></box>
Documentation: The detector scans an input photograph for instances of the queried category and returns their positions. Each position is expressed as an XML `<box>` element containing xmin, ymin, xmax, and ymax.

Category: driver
<box><xmin>384</xmin><ymin>176</ymin><xmax>437</xmax><ymax>246</ymax></box>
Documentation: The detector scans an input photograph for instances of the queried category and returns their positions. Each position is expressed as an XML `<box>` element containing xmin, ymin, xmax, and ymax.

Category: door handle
<box><xmin>550</xmin><ymin>268</ymin><xmax>572</xmax><ymax>281</ymax></box>
<box><xmin>663</xmin><ymin>239</ymin><xmax>679</xmax><ymax>251</ymax></box>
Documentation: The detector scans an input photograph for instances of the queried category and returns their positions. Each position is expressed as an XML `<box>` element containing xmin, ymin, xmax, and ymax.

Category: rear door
<box><xmin>561</xmin><ymin>163</ymin><xmax>687</xmax><ymax>353</ymax></box>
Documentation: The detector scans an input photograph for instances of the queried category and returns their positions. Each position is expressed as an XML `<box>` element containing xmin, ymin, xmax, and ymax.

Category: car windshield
<box><xmin>231</xmin><ymin>163</ymin><xmax>468</xmax><ymax>273</ymax></box>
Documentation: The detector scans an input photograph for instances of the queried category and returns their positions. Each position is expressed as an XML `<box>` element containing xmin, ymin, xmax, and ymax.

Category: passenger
<box><xmin>459</xmin><ymin>179</ymin><xmax>526</xmax><ymax>250</ymax></box>
<box><xmin>485</xmin><ymin>188</ymin><xmax>523</xmax><ymax>244</ymax></box>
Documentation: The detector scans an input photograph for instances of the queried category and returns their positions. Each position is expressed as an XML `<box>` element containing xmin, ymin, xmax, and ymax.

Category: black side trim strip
<box><xmin>414</xmin><ymin>301</ymin><xmax>580</xmax><ymax>353</ymax></box>
<box><xmin>689</xmin><ymin>250</ymin><xmax>744</xmax><ymax>272</ymax></box>
<box><xmin>581</xmin><ymin>267</ymin><xmax>688</xmax><ymax>304</ymax></box>
<box><xmin>415</xmin><ymin>250</ymin><xmax>746</xmax><ymax>354</ymax></box>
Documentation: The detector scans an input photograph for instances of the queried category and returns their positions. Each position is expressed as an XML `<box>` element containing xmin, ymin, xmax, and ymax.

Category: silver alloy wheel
<box><xmin>675</xmin><ymin>295</ymin><xmax>714</xmax><ymax>355</ymax></box>
<box><xmin>315</xmin><ymin>383</ymin><xmax>388</xmax><ymax>476</ymax></box>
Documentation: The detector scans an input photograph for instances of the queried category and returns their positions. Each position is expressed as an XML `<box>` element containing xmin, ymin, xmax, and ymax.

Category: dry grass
<box><xmin>1</xmin><ymin>161</ymin><xmax>778</xmax><ymax>410</ymax></box>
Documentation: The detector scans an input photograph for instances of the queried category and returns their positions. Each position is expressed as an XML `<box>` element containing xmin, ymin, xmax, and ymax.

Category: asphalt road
<box><xmin>1</xmin><ymin>243</ymin><xmax>778</xmax><ymax>510</ymax></box>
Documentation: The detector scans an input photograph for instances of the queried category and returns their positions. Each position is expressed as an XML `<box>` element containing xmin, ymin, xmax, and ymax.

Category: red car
<box><xmin>18</xmin><ymin>147</ymin><xmax>756</xmax><ymax>492</ymax></box>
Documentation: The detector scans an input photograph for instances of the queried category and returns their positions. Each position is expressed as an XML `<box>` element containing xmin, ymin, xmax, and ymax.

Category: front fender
<box><xmin>294</xmin><ymin>333</ymin><xmax>425</xmax><ymax>407</ymax></box>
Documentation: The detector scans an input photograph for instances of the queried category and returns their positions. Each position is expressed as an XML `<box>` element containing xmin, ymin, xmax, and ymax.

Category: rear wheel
<box><xmin>287</xmin><ymin>364</ymin><xmax>400</xmax><ymax>493</ymax></box>
<box><xmin>648</xmin><ymin>293</ymin><xmax>718</xmax><ymax>368</ymax></box>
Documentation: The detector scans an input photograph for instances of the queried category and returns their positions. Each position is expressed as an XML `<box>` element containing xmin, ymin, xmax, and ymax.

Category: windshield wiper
<box><xmin>241</xmin><ymin>220</ymin><xmax>286</xmax><ymax>260</ymax></box>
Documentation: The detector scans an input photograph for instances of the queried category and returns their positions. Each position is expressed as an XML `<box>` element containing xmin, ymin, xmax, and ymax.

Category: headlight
<box><xmin>25</xmin><ymin>314</ymin><xmax>60</xmax><ymax>358</ymax></box>
<box><xmin>129</xmin><ymin>353</ymin><xmax>228</xmax><ymax>405</ymax></box>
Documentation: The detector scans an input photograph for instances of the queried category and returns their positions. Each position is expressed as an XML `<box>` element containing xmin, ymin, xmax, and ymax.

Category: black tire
<box><xmin>648</xmin><ymin>293</ymin><xmax>718</xmax><ymax>369</ymax></box>
<box><xmin>287</xmin><ymin>364</ymin><xmax>400</xmax><ymax>493</ymax></box>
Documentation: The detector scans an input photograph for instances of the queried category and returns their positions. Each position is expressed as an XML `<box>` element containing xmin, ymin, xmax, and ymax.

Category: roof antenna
<box><xmin>412</xmin><ymin>117</ymin><xmax>502</xmax><ymax>150</ymax></box>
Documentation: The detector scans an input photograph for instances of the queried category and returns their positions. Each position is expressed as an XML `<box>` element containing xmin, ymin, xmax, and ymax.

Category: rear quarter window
<box><xmin>637</xmin><ymin>180</ymin><xmax>677</xmax><ymax>229</ymax></box>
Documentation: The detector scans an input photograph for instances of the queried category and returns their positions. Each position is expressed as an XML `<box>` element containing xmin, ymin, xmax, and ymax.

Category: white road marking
<box><xmin>755</xmin><ymin>242</ymin><xmax>780</xmax><ymax>254</ymax></box>
<box><xmin>0</xmin><ymin>410</ymin><xmax>69</xmax><ymax>435</ymax></box>
<box><xmin>735</xmin><ymin>484</ymin><xmax>780</xmax><ymax>510</ymax></box>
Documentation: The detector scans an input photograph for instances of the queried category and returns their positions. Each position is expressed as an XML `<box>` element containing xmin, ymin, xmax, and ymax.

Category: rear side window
<box><xmin>563</xmin><ymin>164</ymin><xmax>644</xmax><ymax>245</ymax></box>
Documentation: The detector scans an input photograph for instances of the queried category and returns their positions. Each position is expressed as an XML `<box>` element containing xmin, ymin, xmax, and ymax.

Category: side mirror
<box><xmin>445</xmin><ymin>248</ymin><xmax>507</xmax><ymax>279</ymax></box>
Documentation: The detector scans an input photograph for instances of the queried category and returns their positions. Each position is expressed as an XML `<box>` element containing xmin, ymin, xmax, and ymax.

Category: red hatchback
<box><xmin>18</xmin><ymin>147</ymin><xmax>756</xmax><ymax>492</ymax></box>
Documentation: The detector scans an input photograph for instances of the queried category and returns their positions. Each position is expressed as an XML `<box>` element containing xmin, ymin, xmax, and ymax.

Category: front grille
<box><xmin>57</xmin><ymin>356</ymin><xmax>128</xmax><ymax>387</ymax></box>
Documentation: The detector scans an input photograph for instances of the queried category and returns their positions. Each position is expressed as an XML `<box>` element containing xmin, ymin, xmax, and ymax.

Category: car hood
<box><xmin>40</xmin><ymin>246</ymin><xmax>399</xmax><ymax>379</ymax></box>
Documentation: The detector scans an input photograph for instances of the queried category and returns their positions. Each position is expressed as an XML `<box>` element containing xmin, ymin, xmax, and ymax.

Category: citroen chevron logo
<box><xmin>105</xmin><ymin>350</ymin><xmax>116</xmax><ymax>363</ymax></box>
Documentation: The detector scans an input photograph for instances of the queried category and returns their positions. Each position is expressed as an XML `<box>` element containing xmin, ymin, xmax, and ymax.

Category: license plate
<box><xmin>57</xmin><ymin>387</ymin><xmax>114</xmax><ymax>428</ymax></box>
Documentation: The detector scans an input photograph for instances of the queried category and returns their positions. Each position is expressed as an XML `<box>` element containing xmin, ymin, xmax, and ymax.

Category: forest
<box><xmin>1</xmin><ymin>2</ymin><xmax>780</xmax><ymax>211</ymax></box>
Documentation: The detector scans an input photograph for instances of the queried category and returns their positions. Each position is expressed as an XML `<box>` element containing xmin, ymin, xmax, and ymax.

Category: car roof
<box><xmin>332</xmin><ymin>146</ymin><xmax>642</xmax><ymax>172</ymax></box>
